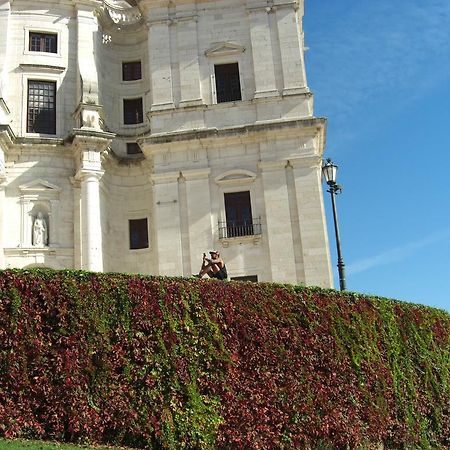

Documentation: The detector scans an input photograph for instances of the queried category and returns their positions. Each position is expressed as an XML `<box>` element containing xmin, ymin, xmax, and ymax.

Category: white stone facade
<box><xmin>0</xmin><ymin>0</ymin><xmax>333</xmax><ymax>287</ymax></box>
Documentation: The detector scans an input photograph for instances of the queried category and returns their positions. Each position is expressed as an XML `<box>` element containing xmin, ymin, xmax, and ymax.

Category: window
<box><xmin>122</xmin><ymin>61</ymin><xmax>142</xmax><ymax>81</ymax></box>
<box><xmin>219</xmin><ymin>191</ymin><xmax>261</xmax><ymax>238</ymax></box>
<box><xmin>123</xmin><ymin>98</ymin><xmax>143</xmax><ymax>125</ymax></box>
<box><xmin>129</xmin><ymin>218</ymin><xmax>149</xmax><ymax>250</ymax></box>
<box><xmin>27</xmin><ymin>80</ymin><xmax>56</xmax><ymax>134</ymax></box>
<box><xmin>231</xmin><ymin>275</ymin><xmax>258</xmax><ymax>282</ymax></box>
<box><xmin>29</xmin><ymin>32</ymin><xmax>57</xmax><ymax>53</ymax></box>
<box><xmin>214</xmin><ymin>63</ymin><xmax>242</xmax><ymax>103</ymax></box>
<box><xmin>126</xmin><ymin>143</ymin><xmax>142</xmax><ymax>155</ymax></box>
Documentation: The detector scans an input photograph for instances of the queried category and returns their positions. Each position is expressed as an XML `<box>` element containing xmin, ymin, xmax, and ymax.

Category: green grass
<box><xmin>0</xmin><ymin>439</ymin><xmax>137</xmax><ymax>450</ymax></box>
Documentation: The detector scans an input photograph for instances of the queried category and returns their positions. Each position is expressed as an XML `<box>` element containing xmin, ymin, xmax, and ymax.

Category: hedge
<box><xmin>0</xmin><ymin>269</ymin><xmax>449</xmax><ymax>449</ymax></box>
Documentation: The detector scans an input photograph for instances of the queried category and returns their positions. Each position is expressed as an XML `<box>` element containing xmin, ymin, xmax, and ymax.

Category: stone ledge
<box><xmin>141</xmin><ymin>117</ymin><xmax>326</xmax><ymax>146</ymax></box>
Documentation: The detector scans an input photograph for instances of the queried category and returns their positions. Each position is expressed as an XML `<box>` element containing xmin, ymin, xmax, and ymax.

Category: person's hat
<box><xmin>209</xmin><ymin>250</ymin><xmax>219</xmax><ymax>255</ymax></box>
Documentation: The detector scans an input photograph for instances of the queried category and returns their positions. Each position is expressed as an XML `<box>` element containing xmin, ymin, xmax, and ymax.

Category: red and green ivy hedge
<box><xmin>0</xmin><ymin>269</ymin><xmax>449</xmax><ymax>449</ymax></box>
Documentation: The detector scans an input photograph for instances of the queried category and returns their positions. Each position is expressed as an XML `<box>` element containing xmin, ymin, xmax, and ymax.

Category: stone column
<box><xmin>71</xmin><ymin>178</ymin><xmax>82</xmax><ymax>269</ymax></box>
<box><xmin>148</xmin><ymin>14</ymin><xmax>174</xmax><ymax>111</ymax></box>
<box><xmin>151</xmin><ymin>172</ymin><xmax>183</xmax><ymax>275</ymax></box>
<box><xmin>79</xmin><ymin>171</ymin><xmax>104</xmax><ymax>271</ymax></box>
<box><xmin>259</xmin><ymin>161</ymin><xmax>297</xmax><ymax>283</ymax></box>
<box><xmin>291</xmin><ymin>157</ymin><xmax>333</xmax><ymax>288</ymax></box>
<box><xmin>275</xmin><ymin>2</ymin><xmax>308</xmax><ymax>96</ymax></box>
<box><xmin>0</xmin><ymin>178</ymin><xmax>6</xmax><ymax>269</ymax></box>
<box><xmin>247</xmin><ymin>5</ymin><xmax>278</xmax><ymax>98</ymax></box>
<box><xmin>183</xmin><ymin>168</ymin><xmax>213</xmax><ymax>274</ymax></box>
<box><xmin>72</xmin><ymin>130</ymin><xmax>114</xmax><ymax>272</ymax></box>
<box><xmin>176</xmin><ymin>14</ymin><xmax>203</xmax><ymax>107</ymax></box>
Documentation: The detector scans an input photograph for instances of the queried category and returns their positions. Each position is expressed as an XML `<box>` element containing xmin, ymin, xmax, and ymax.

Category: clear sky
<box><xmin>303</xmin><ymin>0</ymin><xmax>450</xmax><ymax>312</ymax></box>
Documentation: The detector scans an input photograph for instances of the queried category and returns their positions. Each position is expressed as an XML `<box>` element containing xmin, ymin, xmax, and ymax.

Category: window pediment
<box><xmin>20</xmin><ymin>179</ymin><xmax>62</xmax><ymax>197</ymax></box>
<box><xmin>205</xmin><ymin>42</ymin><xmax>246</xmax><ymax>58</ymax></box>
<box><xmin>215</xmin><ymin>170</ymin><xmax>256</xmax><ymax>186</ymax></box>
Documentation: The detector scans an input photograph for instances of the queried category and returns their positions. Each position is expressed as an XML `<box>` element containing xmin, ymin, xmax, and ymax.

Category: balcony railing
<box><xmin>218</xmin><ymin>218</ymin><xmax>262</xmax><ymax>239</ymax></box>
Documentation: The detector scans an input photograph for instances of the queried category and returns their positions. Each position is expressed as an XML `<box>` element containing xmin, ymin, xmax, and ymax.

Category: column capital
<box><xmin>288</xmin><ymin>155</ymin><xmax>322</xmax><ymax>170</ymax></box>
<box><xmin>150</xmin><ymin>170</ymin><xmax>181</xmax><ymax>185</ymax></box>
<box><xmin>181</xmin><ymin>168</ymin><xmax>211</xmax><ymax>181</ymax></box>
<box><xmin>75</xmin><ymin>169</ymin><xmax>104</xmax><ymax>183</ymax></box>
<box><xmin>258</xmin><ymin>160</ymin><xmax>287</xmax><ymax>172</ymax></box>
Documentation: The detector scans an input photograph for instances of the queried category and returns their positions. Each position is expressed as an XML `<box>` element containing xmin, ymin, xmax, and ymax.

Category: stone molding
<box><xmin>150</xmin><ymin>170</ymin><xmax>181</xmax><ymax>185</ymax></box>
<box><xmin>142</xmin><ymin>117</ymin><xmax>326</xmax><ymax>148</ymax></box>
<box><xmin>205</xmin><ymin>42</ymin><xmax>246</xmax><ymax>58</ymax></box>
<box><xmin>215</xmin><ymin>169</ymin><xmax>257</xmax><ymax>186</ymax></box>
<box><xmin>181</xmin><ymin>168</ymin><xmax>211</xmax><ymax>181</ymax></box>
<box><xmin>19</xmin><ymin>64</ymin><xmax>66</xmax><ymax>74</ymax></box>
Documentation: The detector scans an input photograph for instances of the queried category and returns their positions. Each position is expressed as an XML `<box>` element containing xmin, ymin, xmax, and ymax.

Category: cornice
<box><xmin>0</xmin><ymin>125</ymin><xmax>15</xmax><ymax>149</ymax></box>
<box><xmin>142</xmin><ymin>117</ymin><xmax>326</xmax><ymax>147</ymax></box>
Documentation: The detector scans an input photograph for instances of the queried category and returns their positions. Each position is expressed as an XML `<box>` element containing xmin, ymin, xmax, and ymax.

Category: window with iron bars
<box><xmin>27</xmin><ymin>80</ymin><xmax>56</xmax><ymax>135</ymax></box>
<box><xmin>219</xmin><ymin>191</ymin><xmax>261</xmax><ymax>238</ymax></box>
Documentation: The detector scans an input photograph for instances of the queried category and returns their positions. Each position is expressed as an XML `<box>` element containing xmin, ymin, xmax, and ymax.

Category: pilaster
<box><xmin>291</xmin><ymin>157</ymin><xmax>333</xmax><ymax>288</ymax></box>
<box><xmin>151</xmin><ymin>171</ymin><xmax>183</xmax><ymax>275</ymax></box>
<box><xmin>246</xmin><ymin>3</ymin><xmax>278</xmax><ymax>98</ymax></box>
<box><xmin>274</xmin><ymin>1</ymin><xmax>308</xmax><ymax>96</ymax></box>
<box><xmin>259</xmin><ymin>160</ymin><xmax>297</xmax><ymax>283</ymax></box>
<box><xmin>19</xmin><ymin>198</ymin><xmax>32</xmax><ymax>248</ymax></box>
<box><xmin>176</xmin><ymin>11</ymin><xmax>203</xmax><ymax>107</ymax></box>
<box><xmin>0</xmin><ymin>2</ymin><xmax>10</xmax><ymax>106</ymax></box>
<box><xmin>147</xmin><ymin>11</ymin><xmax>175</xmax><ymax>111</ymax></box>
<box><xmin>183</xmin><ymin>168</ymin><xmax>213</xmax><ymax>274</ymax></box>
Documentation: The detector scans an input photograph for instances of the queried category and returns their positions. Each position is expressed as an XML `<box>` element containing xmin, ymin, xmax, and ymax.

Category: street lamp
<box><xmin>322</xmin><ymin>158</ymin><xmax>346</xmax><ymax>291</ymax></box>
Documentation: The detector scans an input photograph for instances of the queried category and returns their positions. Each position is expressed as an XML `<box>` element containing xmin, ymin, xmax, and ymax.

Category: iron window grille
<box><xmin>27</xmin><ymin>80</ymin><xmax>56</xmax><ymax>134</ymax></box>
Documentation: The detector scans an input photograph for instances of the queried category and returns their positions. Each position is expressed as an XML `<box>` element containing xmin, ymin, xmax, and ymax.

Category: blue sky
<box><xmin>303</xmin><ymin>0</ymin><xmax>450</xmax><ymax>311</ymax></box>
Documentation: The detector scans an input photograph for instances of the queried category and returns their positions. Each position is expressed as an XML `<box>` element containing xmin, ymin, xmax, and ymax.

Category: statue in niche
<box><xmin>33</xmin><ymin>212</ymin><xmax>48</xmax><ymax>247</ymax></box>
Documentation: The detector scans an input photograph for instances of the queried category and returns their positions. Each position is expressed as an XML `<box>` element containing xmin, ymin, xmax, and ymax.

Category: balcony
<box><xmin>218</xmin><ymin>217</ymin><xmax>262</xmax><ymax>239</ymax></box>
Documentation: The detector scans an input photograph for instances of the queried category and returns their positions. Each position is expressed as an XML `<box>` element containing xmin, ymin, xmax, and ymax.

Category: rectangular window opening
<box><xmin>122</xmin><ymin>61</ymin><xmax>142</xmax><ymax>81</ymax></box>
<box><xmin>29</xmin><ymin>32</ymin><xmax>57</xmax><ymax>53</ymax></box>
<box><xmin>221</xmin><ymin>191</ymin><xmax>260</xmax><ymax>238</ymax></box>
<box><xmin>129</xmin><ymin>218</ymin><xmax>149</xmax><ymax>250</ymax></box>
<box><xmin>27</xmin><ymin>80</ymin><xmax>56</xmax><ymax>135</ymax></box>
<box><xmin>214</xmin><ymin>63</ymin><xmax>242</xmax><ymax>103</ymax></box>
<box><xmin>123</xmin><ymin>98</ymin><xmax>144</xmax><ymax>125</ymax></box>
<box><xmin>126</xmin><ymin>142</ymin><xmax>142</xmax><ymax>155</ymax></box>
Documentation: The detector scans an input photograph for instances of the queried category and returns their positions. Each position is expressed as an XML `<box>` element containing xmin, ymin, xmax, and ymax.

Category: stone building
<box><xmin>0</xmin><ymin>0</ymin><xmax>333</xmax><ymax>286</ymax></box>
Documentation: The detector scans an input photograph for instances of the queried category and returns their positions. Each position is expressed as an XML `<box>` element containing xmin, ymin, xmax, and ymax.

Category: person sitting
<box><xmin>196</xmin><ymin>250</ymin><xmax>228</xmax><ymax>280</ymax></box>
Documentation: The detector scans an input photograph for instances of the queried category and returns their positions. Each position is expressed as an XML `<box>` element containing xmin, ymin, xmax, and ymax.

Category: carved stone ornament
<box><xmin>32</xmin><ymin>212</ymin><xmax>48</xmax><ymax>247</ymax></box>
<box><xmin>103</xmin><ymin>0</ymin><xmax>142</xmax><ymax>26</ymax></box>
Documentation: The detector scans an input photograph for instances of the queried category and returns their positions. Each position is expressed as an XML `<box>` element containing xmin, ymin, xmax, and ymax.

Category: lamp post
<box><xmin>322</xmin><ymin>158</ymin><xmax>346</xmax><ymax>291</ymax></box>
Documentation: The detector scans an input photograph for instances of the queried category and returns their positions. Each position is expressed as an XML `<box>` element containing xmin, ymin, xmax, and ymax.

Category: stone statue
<box><xmin>33</xmin><ymin>212</ymin><xmax>48</xmax><ymax>247</ymax></box>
